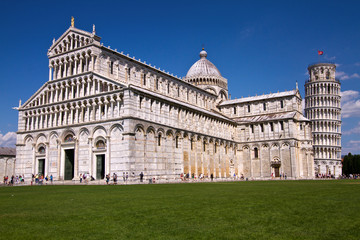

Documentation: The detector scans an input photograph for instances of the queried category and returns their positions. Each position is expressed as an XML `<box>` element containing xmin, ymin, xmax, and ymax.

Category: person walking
<box><xmin>106</xmin><ymin>174</ymin><xmax>110</xmax><ymax>185</ymax></box>
<box><xmin>113</xmin><ymin>173</ymin><xmax>118</xmax><ymax>185</ymax></box>
<box><xmin>140</xmin><ymin>172</ymin><xmax>144</xmax><ymax>183</ymax></box>
<box><xmin>210</xmin><ymin>173</ymin><xmax>214</xmax><ymax>182</ymax></box>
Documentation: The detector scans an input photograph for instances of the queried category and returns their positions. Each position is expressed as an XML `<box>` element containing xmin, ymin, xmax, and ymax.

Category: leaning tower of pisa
<box><xmin>305</xmin><ymin>63</ymin><xmax>342</xmax><ymax>176</ymax></box>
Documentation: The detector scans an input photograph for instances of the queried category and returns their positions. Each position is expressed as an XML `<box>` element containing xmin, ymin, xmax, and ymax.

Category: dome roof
<box><xmin>185</xmin><ymin>49</ymin><xmax>222</xmax><ymax>78</ymax></box>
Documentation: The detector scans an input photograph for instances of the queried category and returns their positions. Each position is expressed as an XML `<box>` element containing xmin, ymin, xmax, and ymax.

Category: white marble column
<box><xmin>49</xmin><ymin>65</ymin><xmax>53</xmax><ymax>81</ymax></box>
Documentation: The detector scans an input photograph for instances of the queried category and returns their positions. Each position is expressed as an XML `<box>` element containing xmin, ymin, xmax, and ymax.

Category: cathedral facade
<box><xmin>15</xmin><ymin>22</ymin><xmax>314</xmax><ymax>182</ymax></box>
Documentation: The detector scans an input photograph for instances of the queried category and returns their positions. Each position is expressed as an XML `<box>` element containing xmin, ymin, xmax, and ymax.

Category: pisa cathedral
<box><xmin>15</xmin><ymin>21</ymin><xmax>336</xmax><ymax>182</ymax></box>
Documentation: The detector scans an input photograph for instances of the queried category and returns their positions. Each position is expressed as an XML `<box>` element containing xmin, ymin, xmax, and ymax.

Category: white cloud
<box><xmin>336</xmin><ymin>71</ymin><xmax>360</xmax><ymax>80</ymax></box>
<box><xmin>341</xmin><ymin>90</ymin><xmax>359</xmax><ymax>102</ymax></box>
<box><xmin>239</xmin><ymin>27</ymin><xmax>255</xmax><ymax>39</ymax></box>
<box><xmin>343</xmin><ymin>122</ymin><xmax>360</xmax><ymax>135</ymax></box>
<box><xmin>0</xmin><ymin>132</ymin><xmax>16</xmax><ymax>147</ymax></box>
<box><xmin>342</xmin><ymin>140</ymin><xmax>360</xmax><ymax>155</ymax></box>
<box><xmin>324</xmin><ymin>55</ymin><xmax>336</xmax><ymax>61</ymax></box>
<box><xmin>336</xmin><ymin>71</ymin><xmax>346</xmax><ymax>78</ymax></box>
<box><xmin>354</xmin><ymin>62</ymin><xmax>360</xmax><ymax>66</ymax></box>
<box><xmin>341</xmin><ymin>90</ymin><xmax>360</xmax><ymax>118</ymax></box>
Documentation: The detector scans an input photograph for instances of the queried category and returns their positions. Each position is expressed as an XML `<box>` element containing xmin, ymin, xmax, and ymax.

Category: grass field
<box><xmin>0</xmin><ymin>180</ymin><xmax>359</xmax><ymax>240</ymax></box>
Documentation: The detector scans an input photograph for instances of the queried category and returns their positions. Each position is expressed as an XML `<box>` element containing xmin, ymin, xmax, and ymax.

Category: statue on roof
<box><xmin>71</xmin><ymin>16</ymin><xmax>74</xmax><ymax>27</ymax></box>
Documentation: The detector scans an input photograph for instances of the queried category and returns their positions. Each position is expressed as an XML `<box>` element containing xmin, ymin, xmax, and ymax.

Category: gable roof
<box><xmin>219</xmin><ymin>90</ymin><xmax>300</xmax><ymax>106</ymax></box>
<box><xmin>0</xmin><ymin>147</ymin><xmax>16</xmax><ymax>157</ymax></box>
<box><xmin>47</xmin><ymin>26</ymin><xmax>101</xmax><ymax>57</ymax></box>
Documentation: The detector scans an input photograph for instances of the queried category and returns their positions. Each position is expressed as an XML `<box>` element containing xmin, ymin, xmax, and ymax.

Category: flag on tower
<box><xmin>318</xmin><ymin>50</ymin><xmax>324</xmax><ymax>55</ymax></box>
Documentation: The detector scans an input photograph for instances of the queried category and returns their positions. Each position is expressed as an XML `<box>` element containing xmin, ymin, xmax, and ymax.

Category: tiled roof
<box><xmin>0</xmin><ymin>147</ymin><xmax>16</xmax><ymax>156</ymax></box>
<box><xmin>233</xmin><ymin>112</ymin><xmax>296</xmax><ymax>124</ymax></box>
<box><xmin>220</xmin><ymin>90</ymin><xmax>297</xmax><ymax>106</ymax></box>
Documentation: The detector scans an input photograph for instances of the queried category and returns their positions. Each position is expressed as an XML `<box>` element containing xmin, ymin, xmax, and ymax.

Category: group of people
<box><xmin>3</xmin><ymin>175</ymin><xmax>25</xmax><ymax>185</ymax></box>
<box><xmin>31</xmin><ymin>174</ymin><xmax>53</xmax><ymax>185</ymax></box>
<box><xmin>79</xmin><ymin>173</ymin><xmax>95</xmax><ymax>183</ymax></box>
<box><xmin>271</xmin><ymin>172</ymin><xmax>288</xmax><ymax>180</ymax></box>
<box><xmin>180</xmin><ymin>173</ymin><xmax>246</xmax><ymax>181</ymax></box>
<box><xmin>315</xmin><ymin>173</ymin><xmax>336</xmax><ymax>179</ymax></box>
<box><xmin>339</xmin><ymin>174</ymin><xmax>359</xmax><ymax>179</ymax></box>
<box><xmin>78</xmin><ymin>171</ymin><xmax>146</xmax><ymax>185</ymax></box>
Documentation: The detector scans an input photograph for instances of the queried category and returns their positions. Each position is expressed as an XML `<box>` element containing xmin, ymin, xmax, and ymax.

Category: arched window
<box><xmin>96</xmin><ymin>140</ymin><xmax>105</xmax><ymax>149</ymax></box>
<box><xmin>254</xmin><ymin>147</ymin><xmax>259</xmax><ymax>158</ymax></box>
<box><xmin>158</xmin><ymin>134</ymin><xmax>161</xmax><ymax>146</ymax></box>
<box><xmin>110</xmin><ymin>61</ymin><xmax>114</xmax><ymax>74</ymax></box>
<box><xmin>38</xmin><ymin>146</ymin><xmax>46</xmax><ymax>154</ymax></box>
<box><xmin>64</xmin><ymin>134</ymin><xmax>74</xmax><ymax>142</ymax></box>
<box><xmin>175</xmin><ymin>136</ymin><xmax>179</xmax><ymax>148</ymax></box>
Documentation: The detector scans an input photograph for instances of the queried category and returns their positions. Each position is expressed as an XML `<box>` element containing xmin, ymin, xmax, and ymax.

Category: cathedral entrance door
<box><xmin>96</xmin><ymin>154</ymin><xmax>105</xmax><ymax>180</ymax></box>
<box><xmin>64</xmin><ymin>149</ymin><xmax>74</xmax><ymax>180</ymax></box>
<box><xmin>38</xmin><ymin>159</ymin><xmax>45</xmax><ymax>176</ymax></box>
<box><xmin>274</xmin><ymin>167</ymin><xmax>280</xmax><ymax>177</ymax></box>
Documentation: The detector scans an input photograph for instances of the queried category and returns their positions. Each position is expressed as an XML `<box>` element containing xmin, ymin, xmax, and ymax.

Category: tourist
<box><xmin>131</xmin><ymin>172</ymin><xmax>135</xmax><ymax>180</ymax></box>
<box><xmin>50</xmin><ymin>174</ymin><xmax>53</xmax><ymax>184</ymax></box>
<box><xmin>80</xmin><ymin>174</ymin><xmax>82</xmax><ymax>183</ymax></box>
<box><xmin>210</xmin><ymin>173</ymin><xmax>214</xmax><ymax>181</ymax></box>
<box><xmin>126</xmin><ymin>172</ymin><xmax>129</xmax><ymax>183</ymax></box>
<box><xmin>106</xmin><ymin>174</ymin><xmax>110</xmax><ymax>184</ymax></box>
<box><xmin>113</xmin><ymin>173</ymin><xmax>117</xmax><ymax>185</ymax></box>
<box><xmin>140</xmin><ymin>172</ymin><xmax>144</xmax><ymax>182</ymax></box>
<box><xmin>123</xmin><ymin>172</ymin><xmax>126</xmax><ymax>182</ymax></box>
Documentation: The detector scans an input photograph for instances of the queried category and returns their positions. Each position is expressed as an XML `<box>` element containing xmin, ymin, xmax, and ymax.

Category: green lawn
<box><xmin>0</xmin><ymin>180</ymin><xmax>359</xmax><ymax>240</ymax></box>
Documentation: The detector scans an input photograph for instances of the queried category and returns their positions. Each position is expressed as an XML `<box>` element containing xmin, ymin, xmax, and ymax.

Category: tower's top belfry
<box><xmin>307</xmin><ymin>63</ymin><xmax>337</xmax><ymax>82</ymax></box>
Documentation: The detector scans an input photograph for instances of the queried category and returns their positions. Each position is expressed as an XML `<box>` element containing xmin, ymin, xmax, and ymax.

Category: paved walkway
<box><xmin>1</xmin><ymin>176</ymin><xmax>321</xmax><ymax>187</ymax></box>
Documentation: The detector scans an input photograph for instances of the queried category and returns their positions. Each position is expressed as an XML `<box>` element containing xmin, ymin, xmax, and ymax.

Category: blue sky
<box><xmin>0</xmin><ymin>0</ymin><xmax>359</xmax><ymax>154</ymax></box>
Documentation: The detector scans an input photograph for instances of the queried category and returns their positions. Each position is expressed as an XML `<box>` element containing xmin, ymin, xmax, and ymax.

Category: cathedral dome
<box><xmin>185</xmin><ymin>49</ymin><xmax>222</xmax><ymax>78</ymax></box>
